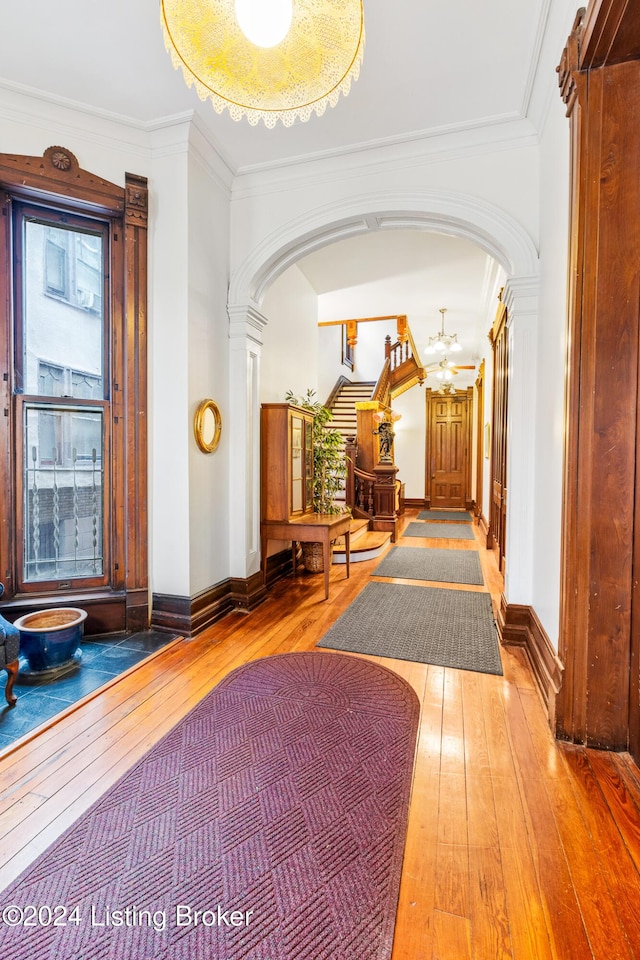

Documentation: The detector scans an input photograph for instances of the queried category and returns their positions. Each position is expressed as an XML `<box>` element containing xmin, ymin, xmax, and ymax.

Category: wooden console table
<box><xmin>261</xmin><ymin>513</ymin><xmax>351</xmax><ymax>600</ymax></box>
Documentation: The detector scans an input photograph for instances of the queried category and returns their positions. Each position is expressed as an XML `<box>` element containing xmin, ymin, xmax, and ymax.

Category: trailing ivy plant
<box><xmin>285</xmin><ymin>389</ymin><xmax>347</xmax><ymax>515</ymax></box>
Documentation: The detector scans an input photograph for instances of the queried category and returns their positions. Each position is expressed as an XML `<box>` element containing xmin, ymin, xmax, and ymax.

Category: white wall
<box><xmin>393</xmin><ymin>386</ymin><xmax>427</xmax><ymax>500</ymax></box>
<box><xmin>260</xmin><ymin>264</ymin><xmax>318</xmax><ymax>403</ymax></box>
<box><xmin>149</xmin><ymin>145</ymin><xmax>192</xmax><ymax>598</ymax></box>
<box><xmin>317</xmin><ymin>324</ymin><xmax>350</xmax><ymax>403</ymax></box>
<box><xmin>0</xmin><ymin>88</ymin><xmax>235</xmax><ymax>603</ymax></box>
<box><xmin>530</xmin><ymin>92</ymin><xmax>571</xmax><ymax>647</ymax></box>
<box><xmin>230</xmin><ymin>133</ymin><xmax>540</xmax><ymax>285</ymax></box>
<box><xmin>186</xmin><ymin>139</ymin><xmax>232</xmax><ymax>597</ymax></box>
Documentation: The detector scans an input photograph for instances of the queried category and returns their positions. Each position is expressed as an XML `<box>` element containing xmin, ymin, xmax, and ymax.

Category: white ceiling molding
<box><xmin>229</xmin><ymin>190</ymin><xmax>539</xmax><ymax>309</ymax></box>
<box><xmin>231</xmin><ymin>117</ymin><xmax>538</xmax><ymax>202</ymax></box>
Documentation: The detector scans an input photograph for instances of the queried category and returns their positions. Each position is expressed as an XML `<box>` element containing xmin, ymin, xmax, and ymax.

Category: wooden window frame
<box><xmin>0</xmin><ymin>146</ymin><xmax>148</xmax><ymax>633</ymax></box>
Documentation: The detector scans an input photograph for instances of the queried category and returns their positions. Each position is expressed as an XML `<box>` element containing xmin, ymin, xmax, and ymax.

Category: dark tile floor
<box><xmin>0</xmin><ymin>630</ymin><xmax>178</xmax><ymax>752</ymax></box>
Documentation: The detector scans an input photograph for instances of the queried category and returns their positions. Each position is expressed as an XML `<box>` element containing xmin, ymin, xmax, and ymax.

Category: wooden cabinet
<box><xmin>261</xmin><ymin>403</ymin><xmax>314</xmax><ymax>522</ymax></box>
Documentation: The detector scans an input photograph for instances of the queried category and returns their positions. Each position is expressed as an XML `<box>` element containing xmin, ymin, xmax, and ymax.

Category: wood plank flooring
<box><xmin>2</xmin><ymin>511</ymin><xmax>640</xmax><ymax>958</ymax></box>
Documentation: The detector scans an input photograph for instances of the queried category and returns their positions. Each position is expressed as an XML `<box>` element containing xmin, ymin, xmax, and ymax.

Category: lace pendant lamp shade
<box><xmin>160</xmin><ymin>0</ymin><xmax>365</xmax><ymax>128</ymax></box>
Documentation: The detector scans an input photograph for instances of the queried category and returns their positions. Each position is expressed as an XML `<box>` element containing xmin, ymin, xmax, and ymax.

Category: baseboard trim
<box><xmin>404</xmin><ymin>498</ymin><xmax>427</xmax><ymax>509</ymax></box>
<box><xmin>498</xmin><ymin>596</ymin><xmax>564</xmax><ymax>727</ymax></box>
<box><xmin>151</xmin><ymin>549</ymin><xmax>292</xmax><ymax>636</ymax></box>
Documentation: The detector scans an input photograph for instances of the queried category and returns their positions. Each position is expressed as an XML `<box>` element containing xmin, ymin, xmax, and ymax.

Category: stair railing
<box><xmin>384</xmin><ymin>325</ymin><xmax>426</xmax><ymax>398</ymax></box>
<box><xmin>345</xmin><ymin>436</ymin><xmax>399</xmax><ymax>541</ymax></box>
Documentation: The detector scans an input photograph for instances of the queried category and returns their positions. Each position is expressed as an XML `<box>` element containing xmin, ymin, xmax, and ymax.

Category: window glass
<box><xmin>23</xmin><ymin>405</ymin><xmax>104</xmax><ymax>581</ymax></box>
<box><xmin>23</xmin><ymin>220</ymin><xmax>104</xmax><ymax>398</ymax></box>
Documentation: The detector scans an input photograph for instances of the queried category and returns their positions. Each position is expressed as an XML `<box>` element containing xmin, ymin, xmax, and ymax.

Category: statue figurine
<box><xmin>373</xmin><ymin>420</ymin><xmax>395</xmax><ymax>463</ymax></box>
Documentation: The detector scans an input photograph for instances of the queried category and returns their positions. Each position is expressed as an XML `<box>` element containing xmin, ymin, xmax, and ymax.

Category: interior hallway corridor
<box><xmin>1</xmin><ymin>510</ymin><xmax>639</xmax><ymax>959</ymax></box>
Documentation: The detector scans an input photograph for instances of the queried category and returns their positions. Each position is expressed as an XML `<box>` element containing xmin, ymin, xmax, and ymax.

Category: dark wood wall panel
<box><xmin>488</xmin><ymin>300</ymin><xmax>508</xmax><ymax>574</ymax></box>
<box><xmin>558</xmin><ymin>4</ymin><xmax>640</xmax><ymax>753</ymax></box>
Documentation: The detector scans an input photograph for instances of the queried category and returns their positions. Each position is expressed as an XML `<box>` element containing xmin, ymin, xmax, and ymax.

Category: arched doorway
<box><xmin>226</xmin><ymin>190</ymin><xmax>539</xmax><ymax>626</ymax></box>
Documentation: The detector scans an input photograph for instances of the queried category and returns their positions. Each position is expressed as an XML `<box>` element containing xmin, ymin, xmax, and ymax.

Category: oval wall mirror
<box><xmin>194</xmin><ymin>399</ymin><xmax>222</xmax><ymax>453</ymax></box>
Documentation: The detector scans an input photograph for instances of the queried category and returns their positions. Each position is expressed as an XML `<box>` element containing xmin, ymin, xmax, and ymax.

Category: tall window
<box><xmin>0</xmin><ymin>147</ymin><xmax>149</xmax><ymax>632</ymax></box>
<box><xmin>14</xmin><ymin>205</ymin><xmax>109</xmax><ymax>589</ymax></box>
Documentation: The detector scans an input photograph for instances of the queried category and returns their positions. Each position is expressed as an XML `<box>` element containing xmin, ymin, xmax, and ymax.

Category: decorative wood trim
<box><xmin>0</xmin><ymin>592</ymin><xmax>127</xmax><ymax>635</ymax></box>
<box><xmin>229</xmin><ymin>573</ymin><xmax>268</xmax><ymax>613</ymax></box>
<box><xmin>318</xmin><ymin>314</ymin><xmax>403</xmax><ymax>327</ymax></box>
<box><xmin>499</xmin><ymin>597</ymin><xmax>565</xmax><ymax>729</ymax></box>
<box><xmin>475</xmin><ymin>360</ymin><xmax>485</xmax><ymax>519</ymax></box>
<box><xmin>557</xmin><ymin>8</ymin><xmax>640</xmax><ymax>752</ymax></box>
<box><xmin>123</xmin><ymin>172</ymin><xmax>148</xmax><ymax>630</ymax></box>
<box><xmin>150</xmin><ymin>550</ymin><xmax>292</xmax><ymax>636</ymax></box>
<box><xmin>557</xmin><ymin>9</ymin><xmax>584</xmax><ymax>114</ymax></box>
<box><xmin>580</xmin><ymin>0</ymin><xmax>640</xmax><ymax>69</ymax></box>
<box><xmin>488</xmin><ymin>293</ymin><xmax>508</xmax><ymax>573</ymax></box>
<box><xmin>0</xmin><ymin>148</ymin><xmax>148</xmax><ymax>636</ymax></box>
<box><xmin>404</xmin><ymin>498</ymin><xmax>427</xmax><ymax>509</ymax></box>
<box><xmin>465</xmin><ymin>385</ymin><xmax>474</xmax><ymax>512</ymax></box>
<box><xmin>152</xmin><ymin>584</ymin><xmax>235</xmax><ymax>638</ymax></box>
<box><xmin>0</xmin><ymin>146</ymin><xmax>125</xmax><ymax>214</ymax></box>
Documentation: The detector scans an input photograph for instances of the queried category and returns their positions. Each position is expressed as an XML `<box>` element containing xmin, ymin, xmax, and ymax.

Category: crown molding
<box><xmin>231</xmin><ymin>116</ymin><xmax>538</xmax><ymax>202</ymax></box>
<box><xmin>0</xmin><ymin>79</ymin><xmax>234</xmax><ymax>191</ymax></box>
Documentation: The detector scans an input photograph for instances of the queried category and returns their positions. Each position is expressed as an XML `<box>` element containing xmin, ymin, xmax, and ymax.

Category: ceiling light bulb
<box><xmin>449</xmin><ymin>340</ymin><xmax>462</xmax><ymax>352</ymax></box>
<box><xmin>235</xmin><ymin>0</ymin><xmax>293</xmax><ymax>48</ymax></box>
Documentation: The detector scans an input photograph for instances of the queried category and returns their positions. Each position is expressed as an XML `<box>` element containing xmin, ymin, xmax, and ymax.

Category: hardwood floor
<box><xmin>2</xmin><ymin>512</ymin><xmax>640</xmax><ymax>958</ymax></box>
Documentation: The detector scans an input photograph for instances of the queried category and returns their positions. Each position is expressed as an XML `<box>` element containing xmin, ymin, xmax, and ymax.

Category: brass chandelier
<box><xmin>160</xmin><ymin>0</ymin><xmax>365</xmax><ymax>128</ymax></box>
<box><xmin>424</xmin><ymin>308</ymin><xmax>463</xmax><ymax>355</ymax></box>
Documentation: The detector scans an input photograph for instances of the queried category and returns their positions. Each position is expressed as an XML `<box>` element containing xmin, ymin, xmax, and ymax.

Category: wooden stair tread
<box><xmin>333</xmin><ymin>530</ymin><xmax>391</xmax><ymax>553</ymax></box>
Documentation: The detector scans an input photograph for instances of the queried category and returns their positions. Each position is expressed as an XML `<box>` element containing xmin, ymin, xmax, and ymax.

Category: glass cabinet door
<box><xmin>290</xmin><ymin>415</ymin><xmax>303</xmax><ymax>513</ymax></box>
<box><xmin>304</xmin><ymin>419</ymin><xmax>314</xmax><ymax>511</ymax></box>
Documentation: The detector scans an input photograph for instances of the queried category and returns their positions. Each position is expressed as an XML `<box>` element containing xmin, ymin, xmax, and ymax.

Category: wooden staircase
<box><xmin>326</xmin><ymin>381</ymin><xmax>375</xmax><ymax>508</ymax></box>
<box><xmin>327</xmin><ymin>381</ymin><xmax>376</xmax><ymax>445</ymax></box>
<box><xmin>332</xmin><ymin>518</ymin><xmax>391</xmax><ymax>564</ymax></box>
<box><xmin>323</xmin><ymin>382</ymin><xmax>392</xmax><ymax>561</ymax></box>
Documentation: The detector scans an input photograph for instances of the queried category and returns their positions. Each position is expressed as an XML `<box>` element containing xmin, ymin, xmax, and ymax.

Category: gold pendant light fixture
<box><xmin>160</xmin><ymin>0</ymin><xmax>365</xmax><ymax>128</ymax></box>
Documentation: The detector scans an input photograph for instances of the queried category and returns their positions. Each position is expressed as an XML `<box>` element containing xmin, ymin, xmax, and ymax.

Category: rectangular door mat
<box><xmin>319</xmin><ymin>581</ymin><xmax>502</xmax><ymax>675</ymax></box>
<box><xmin>403</xmin><ymin>521</ymin><xmax>476</xmax><ymax>540</ymax></box>
<box><xmin>373</xmin><ymin>546</ymin><xmax>483</xmax><ymax>585</ymax></box>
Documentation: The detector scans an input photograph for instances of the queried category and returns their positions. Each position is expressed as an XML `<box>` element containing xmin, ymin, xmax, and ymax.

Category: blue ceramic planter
<box><xmin>14</xmin><ymin>608</ymin><xmax>87</xmax><ymax>679</ymax></box>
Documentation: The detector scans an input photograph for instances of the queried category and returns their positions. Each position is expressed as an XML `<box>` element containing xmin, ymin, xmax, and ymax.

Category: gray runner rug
<box><xmin>373</xmin><ymin>546</ymin><xmax>483</xmax><ymax>585</ymax></box>
<box><xmin>403</xmin><ymin>521</ymin><xmax>476</xmax><ymax>540</ymax></box>
<box><xmin>318</xmin><ymin>581</ymin><xmax>502</xmax><ymax>675</ymax></box>
<box><xmin>417</xmin><ymin>510</ymin><xmax>472</xmax><ymax>521</ymax></box>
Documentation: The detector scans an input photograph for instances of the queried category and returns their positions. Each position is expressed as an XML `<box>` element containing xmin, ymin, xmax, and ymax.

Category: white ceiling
<box><xmin>0</xmin><ymin>0</ymin><xmax>543</xmax><ymax>381</ymax></box>
<box><xmin>0</xmin><ymin>0</ymin><xmax>547</xmax><ymax>173</ymax></box>
<box><xmin>299</xmin><ymin>230</ymin><xmax>503</xmax><ymax>387</ymax></box>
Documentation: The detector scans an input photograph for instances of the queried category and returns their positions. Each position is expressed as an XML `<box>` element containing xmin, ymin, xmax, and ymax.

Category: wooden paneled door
<box><xmin>488</xmin><ymin>297</ymin><xmax>508</xmax><ymax>574</ymax></box>
<box><xmin>425</xmin><ymin>388</ymin><xmax>473</xmax><ymax>510</ymax></box>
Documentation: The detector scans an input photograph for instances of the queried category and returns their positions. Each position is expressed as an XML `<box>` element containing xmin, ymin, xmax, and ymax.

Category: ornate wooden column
<box><xmin>487</xmin><ymin>296</ymin><xmax>508</xmax><ymax>574</ymax></box>
<box><xmin>124</xmin><ymin>174</ymin><xmax>149</xmax><ymax>629</ymax></box>
<box><xmin>557</xmin><ymin>3</ymin><xmax>640</xmax><ymax>751</ymax></box>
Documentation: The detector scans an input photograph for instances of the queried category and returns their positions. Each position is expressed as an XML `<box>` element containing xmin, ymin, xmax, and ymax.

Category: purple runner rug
<box><xmin>0</xmin><ymin>651</ymin><xmax>419</xmax><ymax>960</ymax></box>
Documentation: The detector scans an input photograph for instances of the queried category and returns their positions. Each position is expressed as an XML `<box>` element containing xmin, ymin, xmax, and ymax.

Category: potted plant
<box><xmin>285</xmin><ymin>389</ymin><xmax>348</xmax><ymax>571</ymax></box>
